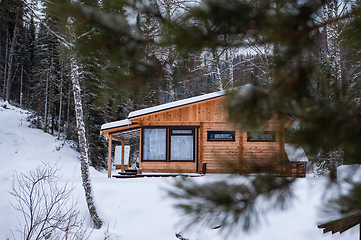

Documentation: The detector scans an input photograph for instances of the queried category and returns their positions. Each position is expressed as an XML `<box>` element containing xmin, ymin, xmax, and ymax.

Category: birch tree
<box><xmin>35</xmin><ymin>0</ymin><xmax>361</xmax><ymax>235</ymax></box>
<box><xmin>69</xmin><ymin>54</ymin><xmax>102</xmax><ymax>229</ymax></box>
<box><xmin>29</xmin><ymin>3</ymin><xmax>103</xmax><ymax>228</ymax></box>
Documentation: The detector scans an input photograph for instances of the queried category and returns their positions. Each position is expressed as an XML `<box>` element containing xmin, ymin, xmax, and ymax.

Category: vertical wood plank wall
<box><xmin>241</xmin><ymin>118</ymin><xmax>286</xmax><ymax>174</ymax></box>
<box><xmin>201</xmin><ymin>122</ymin><xmax>240</xmax><ymax>173</ymax></box>
<box><xmin>132</xmin><ymin>97</ymin><xmax>226</xmax><ymax>173</ymax></box>
<box><xmin>126</xmin><ymin>97</ymin><xmax>289</xmax><ymax>174</ymax></box>
<box><xmin>131</xmin><ymin>98</ymin><xmax>227</xmax><ymax>123</ymax></box>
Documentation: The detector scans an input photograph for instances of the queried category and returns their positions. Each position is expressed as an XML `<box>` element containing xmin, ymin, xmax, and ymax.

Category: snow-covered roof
<box><xmin>285</xmin><ymin>143</ymin><xmax>309</xmax><ymax>162</ymax></box>
<box><xmin>128</xmin><ymin>91</ymin><xmax>225</xmax><ymax>119</ymax></box>
<box><xmin>101</xmin><ymin>119</ymin><xmax>132</xmax><ymax>131</ymax></box>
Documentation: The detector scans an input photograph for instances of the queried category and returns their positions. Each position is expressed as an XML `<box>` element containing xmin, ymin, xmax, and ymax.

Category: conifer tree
<box><xmin>40</xmin><ymin>0</ymin><xmax>361</xmax><ymax>234</ymax></box>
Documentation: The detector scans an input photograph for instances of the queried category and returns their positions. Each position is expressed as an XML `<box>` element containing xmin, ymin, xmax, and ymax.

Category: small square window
<box><xmin>207</xmin><ymin>131</ymin><xmax>235</xmax><ymax>141</ymax></box>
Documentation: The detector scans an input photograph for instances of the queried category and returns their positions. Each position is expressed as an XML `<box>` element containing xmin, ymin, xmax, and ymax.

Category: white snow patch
<box><xmin>101</xmin><ymin>119</ymin><xmax>133</xmax><ymax>131</ymax></box>
<box><xmin>285</xmin><ymin>143</ymin><xmax>309</xmax><ymax>162</ymax></box>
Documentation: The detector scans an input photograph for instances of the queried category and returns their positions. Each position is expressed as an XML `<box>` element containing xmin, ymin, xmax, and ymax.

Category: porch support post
<box><xmin>139</xmin><ymin>124</ymin><xmax>143</xmax><ymax>171</ymax></box>
<box><xmin>199</xmin><ymin>122</ymin><xmax>204</xmax><ymax>174</ymax></box>
<box><xmin>239</xmin><ymin>131</ymin><xmax>243</xmax><ymax>173</ymax></box>
<box><xmin>108</xmin><ymin>135</ymin><xmax>112</xmax><ymax>178</ymax></box>
<box><xmin>121</xmin><ymin>138</ymin><xmax>125</xmax><ymax>172</ymax></box>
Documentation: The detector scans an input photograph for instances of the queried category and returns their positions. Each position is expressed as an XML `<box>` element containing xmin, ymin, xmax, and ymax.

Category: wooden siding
<box><xmin>104</xmin><ymin>95</ymin><xmax>300</xmax><ymax>176</ymax></box>
<box><xmin>141</xmin><ymin>162</ymin><xmax>197</xmax><ymax>173</ymax></box>
<box><xmin>201</xmin><ymin>122</ymin><xmax>240</xmax><ymax>173</ymax></box>
<box><xmin>242</xmin><ymin>134</ymin><xmax>284</xmax><ymax>173</ymax></box>
<box><xmin>289</xmin><ymin>162</ymin><xmax>306</xmax><ymax>178</ymax></box>
<box><xmin>241</xmin><ymin>117</ymin><xmax>287</xmax><ymax>174</ymax></box>
<box><xmin>130</xmin><ymin>97</ymin><xmax>228</xmax><ymax>123</ymax></box>
<box><xmin>132</xmin><ymin>97</ymin><xmax>230</xmax><ymax>174</ymax></box>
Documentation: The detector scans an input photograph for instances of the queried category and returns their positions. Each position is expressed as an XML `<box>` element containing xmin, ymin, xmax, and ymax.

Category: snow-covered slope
<box><xmin>0</xmin><ymin>101</ymin><xmax>358</xmax><ymax>240</ymax></box>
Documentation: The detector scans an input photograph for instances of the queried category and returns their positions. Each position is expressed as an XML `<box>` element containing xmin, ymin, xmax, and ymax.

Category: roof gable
<box><xmin>101</xmin><ymin>91</ymin><xmax>225</xmax><ymax>131</ymax></box>
<box><xmin>128</xmin><ymin>91</ymin><xmax>224</xmax><ymax>119</ymax></box>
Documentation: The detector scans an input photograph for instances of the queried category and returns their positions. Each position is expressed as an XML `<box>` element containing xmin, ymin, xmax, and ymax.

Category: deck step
<box><xmin>112</xmin><ymin>173</ymin><xmax>202</xmax><ymax>179</ymax></box>
<box><xmin>117</xmin><ymin>171</ymin><xmax>137</xmax><ymax>176</ymax></box>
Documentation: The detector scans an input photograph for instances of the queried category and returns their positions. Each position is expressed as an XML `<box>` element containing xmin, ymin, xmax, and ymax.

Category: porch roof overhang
<box><xmin>101</xmin><ymin>120</ymin><xmax>141</xmax><ymax>141</ymax></box>
<box><xmin>101</xmin><ymin>119</ymin><xmax>133</xmax><ymax>131</ymax></box>
<box><xmin>111</xmin><ymin>128</ymin><xmax>140</xmax><ymax>140</ymax></box>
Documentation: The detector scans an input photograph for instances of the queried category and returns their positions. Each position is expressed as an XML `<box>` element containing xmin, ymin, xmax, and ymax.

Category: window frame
<box><xmin>207</xmin><ymin>130</ymin><xmax>235</xmax><ymax>142</ymax></box>
<box><xmin>142</xmin><ymin>127</ymin><xmax>167</xmax><ymax>162</ymax></box>
<box><xmin>141</xmin><ymin>126</ymin><xmax>197</xmax><ymax>162</ymax></box>
<box><xmin>247</xmin><ymin>131</ymin><xmax>276</xmax><ymax>142</ymax></box>
<box><xmin>169</xmin><ymin>127</ymin><xmax>195</xmax><ymax>162</ymax></box>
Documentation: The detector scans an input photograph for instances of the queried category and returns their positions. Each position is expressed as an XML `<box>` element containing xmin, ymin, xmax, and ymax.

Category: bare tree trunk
<box><xmin>6</xmin><ymin>2</ymin><xmax>20</xmax><ymax>102</ymax></box>
<box><xmin>3</xmin><ymin>29</ymin><xmax>8</xmax><ymax>101</ymax></box>
<box><xmin>227</xmin><ymin>48</ymin><xmax>234</xmax><ymax>87</ymax></box>
<box><xmin>67</xmin><ymin>89</ymin><xmax>70</xmax><ymax>129</ymax></box>
<box><xmin>20</xmin><ymin>61</ymin><xmax>23</xmax><ymax>106</ymax></box>
<box><xmin>325</xmin><ymin>0</ymin><xmax>342</xmax><ymax>100</ymax></box>
<box><xmin>58</xmin><ymin>66</ymin><xmax>63</xmax><ymax>140</ymax></box>
<box><xmin>44</xmin><ymin>72</ymin><xmax>49</xmax><ymax>133</ymax></box>
<box><xmin>215</xmin><ymin>62</ymin><xmax>223</xmax><ymax>91</ymax></box>
<box><xmin>70</xmin><ymin>55</ymin><xmax>102</xmax><ymax>229</ymax></box>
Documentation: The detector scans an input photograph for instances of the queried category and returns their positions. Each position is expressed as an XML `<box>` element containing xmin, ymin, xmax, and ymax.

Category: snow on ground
<box><xmin>0</xmin><ymin>101</ymin><xmax>359</xmax><ymax>240</ymax></box>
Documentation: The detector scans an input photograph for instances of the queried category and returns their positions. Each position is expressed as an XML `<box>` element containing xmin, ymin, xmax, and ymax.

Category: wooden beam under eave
<box><xmin>108</xmin><ymin>135</ymin><xmax>112</xmax><ymax>178</ymax></box>
<box><xmin>111</xmin><ymin>135</ymin><xmax>126</xmax><ymax>142</ymax></box>
<box><xmin>101</xmin><ymin>123</ymin><xmax>141</xmax><ymax>136</ymax></box>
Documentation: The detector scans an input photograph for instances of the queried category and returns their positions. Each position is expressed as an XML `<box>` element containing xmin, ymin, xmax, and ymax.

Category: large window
<box><xmin>143</xmin><ymin>128</ymin><xmax>167</xmax><ymax>161</ymax></box>
<box><xmin>142</xmin><ymin>127</ymin><xmax>196</xmax><ymax>162</ymax></box>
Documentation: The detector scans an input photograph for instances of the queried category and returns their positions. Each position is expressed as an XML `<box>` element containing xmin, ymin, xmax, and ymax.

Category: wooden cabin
<box><xmin>101</xmin><ymin>89</ymin><xmax>307</xmax><ymax>178</ymax></box>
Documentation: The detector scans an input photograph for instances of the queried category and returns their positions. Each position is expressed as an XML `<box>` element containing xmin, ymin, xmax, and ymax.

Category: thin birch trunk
<box><xmin>70</xmin><ymin>55</ymin><xmax>102</xmax><ymax>229</ymax></box>
<box><xmin>216</xmin><ymin>63</ymin><xmax>223</xmax><ymax>91</ymax></box>
<box><xmin>227</xmin><ymin>48</ymin><xmax>234</xmax><ymax>87</ymax></box>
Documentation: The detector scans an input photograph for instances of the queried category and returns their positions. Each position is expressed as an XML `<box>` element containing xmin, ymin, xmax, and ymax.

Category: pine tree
<box><xmin>39</xmin><ymin>0</ymin><xmax>361</xmax><ymax>235</ymax></box>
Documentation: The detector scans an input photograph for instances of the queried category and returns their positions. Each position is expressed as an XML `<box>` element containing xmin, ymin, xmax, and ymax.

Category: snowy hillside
<box><xmin>0</xmin><ymin>101</ymin><xmax>359</xmax><ymax>240</ymax></box>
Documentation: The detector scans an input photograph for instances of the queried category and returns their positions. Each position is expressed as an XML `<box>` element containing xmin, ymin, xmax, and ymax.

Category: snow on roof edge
<box><xmin>101</xmin><ymin>119</ymin><xmax>132</xmax><ymax>131</ymax></box>
<box><xmin>128</xmin><ymin>90</ymin><xmax>225</xmax><ymax>119</ymax></box>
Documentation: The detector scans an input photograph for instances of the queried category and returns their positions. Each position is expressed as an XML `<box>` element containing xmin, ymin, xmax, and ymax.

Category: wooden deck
<box><xmin>113</xmin><ymin>169</ymin><xmax>202</xmax><ymax>179</ymax></box>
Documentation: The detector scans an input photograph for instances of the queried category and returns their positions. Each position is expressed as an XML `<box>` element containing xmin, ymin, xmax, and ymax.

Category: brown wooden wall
<box><xmin>241</xmin><ymin>118</ymin><xmax>286</xmax><ymax>174</ymax></box>
<box><xmin>241</xmin><ymin>133</ymin><xmax>285</xmax><ymax>174</ymax></box>
<box><xmin>135</xmin><ymin>97</ymin><xmax>228</xmax><ymax>173</ymax></box>
<box><xmin>130</xmin><ymin>96</ymin><xmax>288</xmax><ymax>175</ymax></box>
<box><xmin>200</xmin><ymin>122</ymin><xmax>241</xmax><ymax>173</ymax></box>
<box><xmin>130</xmin><ymin>97</ymin><xmax>228</xmax><ymax>123</ymax></box>
<box><xmin>141</xmin><ymin>162</ymin><xmax>197</xmax><ymax>173</ymax></box>
<box><xmin>289</xmin><ymin>162</ymin><xmax>306</xmax><ymax>178</ymax></box>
